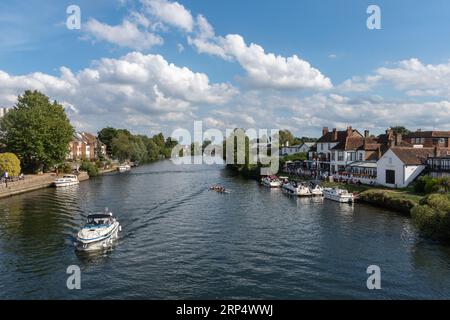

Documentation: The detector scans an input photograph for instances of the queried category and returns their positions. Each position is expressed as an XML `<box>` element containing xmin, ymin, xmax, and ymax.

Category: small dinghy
<box><xmin>75</xmin><ymin>209</ymin><xmax>121</xmax><ymax>251</ymax></box>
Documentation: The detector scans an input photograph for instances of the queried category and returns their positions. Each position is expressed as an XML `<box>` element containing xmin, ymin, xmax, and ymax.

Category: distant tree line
<box><xmin>98</xmin><ymin>127</ymin><xmax>178</xmax><ymax>163</ymax></box>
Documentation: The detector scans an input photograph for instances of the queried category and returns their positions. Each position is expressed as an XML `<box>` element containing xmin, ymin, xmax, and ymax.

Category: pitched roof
<box><xmin>404</xmin><ymin>131</ymin><xmax>450</xmax><ymax>138</ymax></box>
<box><xmin>390</xmin><ymin>147</ymin><xmax>436</xmax><ymax>165</ymax></box>
<box><xmin>317</xmin><ymin>129</ymin><xmax>362</xmax><ymax>144</ymax></box>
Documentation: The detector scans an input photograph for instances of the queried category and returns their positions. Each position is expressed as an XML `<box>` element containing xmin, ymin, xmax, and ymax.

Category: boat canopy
<box><xmin>87</xmin><ymin>214</ymin><xmax>112</xmax><ymax>219</ymax></box>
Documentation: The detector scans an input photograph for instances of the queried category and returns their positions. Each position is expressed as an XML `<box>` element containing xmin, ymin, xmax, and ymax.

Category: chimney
<box><xmin>377</xmin><ymin>146</ymin><xmax>382</xmax><ymax>159</ymax></box>
<box><xmin>364</xmin><ymin>130</ymin><xmax>370</xmax><ymax>138</ymax></box>
<box><xmin>434</xmin><ymin>146</ymin><xmax>441</xmax><ymax>157</ymax></box>
<box><xmin>332</xmin><ymin>128</ymin><xmax>338</xmax><ymax>141</ymax></box>
<box><xmin>322</xmin><ymin>127</ymin><xmax>329</xmax><ymax>137</ymax></box>
<box><xmin>347</xmin><ymin>126</ymin><xmax>353</xmax><ymax>136</ymax></box>
<box><xmin>395</xmin><ymin>133</ymin><xmax>402</xmax><ymax>146</ymax></box>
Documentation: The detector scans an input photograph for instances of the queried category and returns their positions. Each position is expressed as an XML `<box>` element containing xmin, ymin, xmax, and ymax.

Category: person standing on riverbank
<box><xmin>4</xmin><ymin>171</ymin><xmax>8</xmax><ymax>187</ymax></box>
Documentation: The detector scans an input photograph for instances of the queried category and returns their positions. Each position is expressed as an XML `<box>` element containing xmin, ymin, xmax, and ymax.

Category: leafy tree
<box><xmin>0</xmin><ymin>153</ymin><xmax>21</xmax><ymax>176</ymax></box>
<box><xmin>391</xmin><ymin>126</ymin><xmax>411</xmax><ymax>136</ymax></box>
<box><xmin>98</xmin><ymin>127</ymin><xmax>118</xmax><ymax>156</ymax></box>
<box><xmin>80</xmin><ymin>161</ymin><xmax>99</xmax><ymax>177</ymax></box>
<box><xmin>111</xmin><ymin>132</ymin><xmax>134</xmax><ymax>162</ymax></box>
<box><xmin>0</xmin><ymin>90</ymin><xmax>74</xmax><ymax>172</ymax></box>
<box><xmin>279</xmin><ymin>130</ymin><xmax>295</xmax><ymax>147</ymax></box>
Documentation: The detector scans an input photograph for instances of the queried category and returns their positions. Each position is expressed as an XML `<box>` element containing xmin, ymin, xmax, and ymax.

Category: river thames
<box><xmin>0</xmin><ymin>160</ymin><xmax>449</xmax><ymax>299</ymax></box>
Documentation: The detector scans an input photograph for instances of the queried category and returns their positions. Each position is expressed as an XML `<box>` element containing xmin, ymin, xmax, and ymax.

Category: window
<box><xmin>338</xmin><ymin>152</ymin><xmax>344</xmax><ymax>161</ymax></box>
<box><xmin>359</xmin><ymin>153</ymin><xmax>363</xmax><ymax>161</ymax></box>
<box><xmin>386</xmin><ymin>170</ymin><xmax>395</xmax><ymax>184</ymax></box>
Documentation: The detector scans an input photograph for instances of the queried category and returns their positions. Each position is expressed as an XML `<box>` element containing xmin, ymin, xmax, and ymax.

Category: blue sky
<box><xmin>1</xmin><ymin>0</ymin><xmax>450</xmax><ymax>137</ymax></box>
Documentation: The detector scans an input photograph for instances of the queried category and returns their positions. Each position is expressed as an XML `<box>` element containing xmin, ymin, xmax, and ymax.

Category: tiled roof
<box><xmin>390</xmin><ymin>147</ymin><xmax>436</xmax><ymax>165</ymax></box>
<box><xmin>404</xmin><ymin>131</ymin><xmax>450</xmax><ymax>138</ymax></box>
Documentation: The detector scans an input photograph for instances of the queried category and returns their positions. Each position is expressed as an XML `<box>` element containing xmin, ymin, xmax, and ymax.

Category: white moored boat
<box><xmin>281</xmin><ymin>180</ymin><xmax>311</xmax><ymax>196</ymax></box>
<box><xmin>322</xmin><ymin>188</ymin><xmax>355</xmax><ymax>203</ymax></box>
<box><xmin>54</xmin><ymin>174</ymin><xmax>79</xmax><ymax>187</ymax></box>
<box><xmin>310</xmin><ymin>184</ymin><xmax>323</xmax><ymax>196</ymax></box>
<box><xmin>261</xmin><ymin>176</ymin><xmax>281</xmax><ymax>188</ymax></box>
<box><xmin>75</xmin><ymin>210</ymin><xmax>121</xmax><ymax>251</ymax></box>
<box><xmin>118</xmin><ymin>164</ymin><xmax>131</xmax><ymax>173</ymax></box>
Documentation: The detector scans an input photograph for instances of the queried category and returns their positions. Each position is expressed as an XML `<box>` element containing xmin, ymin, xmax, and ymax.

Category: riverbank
<box><xmin>0</xmin><ymin>172</ymin><xmax>90</xmax><ymax>199</ymax></box>
<box><xmin>321</xmin><ymin>181</ymin><xmax>423</xmax><ymax>215</ymax></box>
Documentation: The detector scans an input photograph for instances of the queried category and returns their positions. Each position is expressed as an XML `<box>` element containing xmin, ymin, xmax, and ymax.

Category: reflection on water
<box><xmin>0</xmin><ymin>160</ymin><xmax>450</xmax><ymax>299</ymax></box>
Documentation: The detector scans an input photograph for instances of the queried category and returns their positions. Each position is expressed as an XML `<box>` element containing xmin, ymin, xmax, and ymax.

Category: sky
<box><xmin>1</xmin><ymin>0</ymin><xmax>450</xmax><ymax>138</ymax></box>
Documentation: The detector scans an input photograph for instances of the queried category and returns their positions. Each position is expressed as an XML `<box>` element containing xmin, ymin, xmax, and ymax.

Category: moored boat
<box><xmin>261</xmin><ymin>176</ymin><xmax>281</xmax><ymax>188</ymax></box>
<box><xmin>54</xmin><ymin>174</ymin><xmax>79</xmax><ymax>187</ymax></box>
<box><xmin>281</xmin><ymin>180</ymin><xmax>311</xmax><ymax>196</ymax></box>
<box><xmin>118</xmin><ymin>164</ymin><xmax>131</xmax><ymax>173</ymax></box>
<box><xmin>322</xmin><ymin>188</ymin><xmax>355</xmax><ymax>203</ymax></box>
<box><xmin>310</xmin><ymin>184</ymin><xmax>323</xmax><ymax>196</ymax></box>
<box><xmin>75</xmin><ymin>210</ymin><xmax>121</xmax><ymax>251</ymax></box>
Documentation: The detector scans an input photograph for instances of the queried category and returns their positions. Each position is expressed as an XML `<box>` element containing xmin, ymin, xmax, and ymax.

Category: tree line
<box><xmin>97</xmin><ymin>127</ymin><xmax>178</xmax><ymax>163</ymax></box>
<box><xmin>0</xmin><ymin>90</ymin><xmax>177</xmax><ymax>175</ymax></box>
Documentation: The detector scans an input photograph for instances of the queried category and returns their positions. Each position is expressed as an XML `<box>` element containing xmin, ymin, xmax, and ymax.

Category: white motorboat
<box><xmin>75</xmin><ymin>210</ymin><xmax>121</xmax><ymax>251</ymax></box>
<box><xmin>281</xmin><ymin>180</ymin><xmax>311</xmax><ymax>196</ymax></box>
<box><xmin>310</xmin><ymin>184</ymin><xmax>323</xmax><ymax>196</ymax></box>
<box><xmin>54</xmin><ymin>174</ymin><xmax>79</xmax><ymax>187</ymax></box>
<box><xmin>322</xmin><ymin>188</ymin><xmax>355</xmax><ymax>203</ymax></box>
<box><xmin>261</xmin><ymin>176</ymin><xmax>281</xmax><ymax>188</ymax></box>
<box><xmin>117</xmin><ymin>164</ymin><xmax>131</xmax><ymax>173</ymax></box>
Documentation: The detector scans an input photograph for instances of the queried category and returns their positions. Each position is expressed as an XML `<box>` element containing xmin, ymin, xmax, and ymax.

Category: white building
<box><xmin>0</xmin><ymin>107</ymin><xmax>10</xmax><ymax>118</ymax></box>
<box><xmin>376</xmin><ymin>147</ymin><xmax>435</xmax><ymax>188</ymax></box>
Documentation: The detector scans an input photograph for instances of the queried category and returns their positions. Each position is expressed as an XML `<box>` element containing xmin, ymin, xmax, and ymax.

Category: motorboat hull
<box><xmin>261</xmin><ymin>179</ymin><xmax>281</xmax><ymax>188</ymax></box>
<box><xmin>323</xmin><ymin>189</ymin><xmax>354</xmax><ymax>203</ymax></box>
<box><xmin>75</xmin><ymin>222</ymin><xmax>121</xmax><ymax>251</ymax></box>
<box><xmin>282</xmin><ymin>184</ymin><xmax>311</xmax><ymax>196</ymax></box>
<box><xmin>54</xmin><ymin>180</ymin><xmax>79</xmax><ymax>187</ymax></box>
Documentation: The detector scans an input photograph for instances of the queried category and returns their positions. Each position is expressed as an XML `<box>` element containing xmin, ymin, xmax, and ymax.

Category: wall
<box><xmin>377</xmin><ymin>149</ymin><xmax>404</xmax><ymax>188</ymax></box>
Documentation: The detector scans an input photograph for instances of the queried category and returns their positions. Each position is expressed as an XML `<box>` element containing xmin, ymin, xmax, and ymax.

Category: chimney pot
<box><xmin>364</xmin><ymin>130</ymin><xmax>370</xmax><ymax>138</ymax></box>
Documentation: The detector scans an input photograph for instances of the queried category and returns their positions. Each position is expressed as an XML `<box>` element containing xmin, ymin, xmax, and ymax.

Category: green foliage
<box><xmin>80</xmin><ymin>161</ymin><xmax>99</xmax><ymax>177</ymax></box>
<box><xmin>0</xmin><ymin>90</ymin><xmax>74</xmax><ymax>173</ymax></box>
<box><xmin>58</xmin><ymin>163</ymin><xmax>73</xmax><ymax>174</ymax></box>
<box><xmin>411</xmin><ymin>194</ymin><xmax>450</xmax><ymax>240</ymax></box>
<box><xmin>390</xmin><ymin>126</ymin><xmax>411</xmax><ymax>136</ymax></box>
<box><xmin>98</xmin><ymin>127</ymin><xmax>178</xmax><ymax>163</ymax></box>
<box><xmin>282</xmin><ymin>152</ymin><xmax>307</xmax><ymax>162</ymax></box>
<box><xmin>0</xmin><ymin>153</ymin><xmax>21</xmax><ymax>176</ymax></box>
<box><xmin>415</xmin><ymin>175</ymin><xmax>450</xmax><ymax>194</ymax></box>
<box><xmin>97</xmin><ymin>127</ymin><xmax>118</xmax><ymax>156</ymax></box>
<box><xmin>358</xmin><ymin>190</ymin><xmax>418</xmax><ymax>214</ymax></box>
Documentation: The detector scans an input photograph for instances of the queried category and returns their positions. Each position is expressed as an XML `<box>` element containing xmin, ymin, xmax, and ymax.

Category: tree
<box><xmin>0</xmin><ymin>90</ymin><xmax>74</xmax><ymax>172</ymax></box>
<box><xmin>279</xmin><ymin>130</ymin><xmax>295</xmax><ymax>147</ymax></box>
<box><xmin>111</xmin><ymin>132</ymin><xmax>133</xmax><ymax>162</ymax></box>
<box><xmin>391</xmin><ymin>126</ymin><xmax>411</xmax><ymax>136</ymax></box>
<box><xmin>0</xmin><ymin>153</ymin><xmax>21</xmax><ymax>176</ymax></box>
<box><xmin>98</xmin><ymin>127</ymin><xmax>118</xmax><ymax>156</ymax></box>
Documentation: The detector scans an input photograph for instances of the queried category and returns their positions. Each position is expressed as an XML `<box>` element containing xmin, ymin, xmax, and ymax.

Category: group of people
<box><xmin>210</xmin><ymin>185</ymin><xmax>228</xmax><ymax>193</ymax></box>
<box><xmin>1</xmin><ymin>171</ymin><xmax>25</xmax><ymax>187</ymax></box>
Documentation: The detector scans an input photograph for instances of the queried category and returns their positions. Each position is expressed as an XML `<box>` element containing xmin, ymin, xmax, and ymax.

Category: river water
<box><xmin>0</xmin><ymin>159</ymin><xmax>449</xmax><ymax>299</ymax></box>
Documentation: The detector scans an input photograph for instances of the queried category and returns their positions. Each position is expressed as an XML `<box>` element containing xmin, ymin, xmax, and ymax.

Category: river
<box><xmin>0</xmin><ymin>159</ymin><xmax>449</xmax><ymax>299</ymax></box>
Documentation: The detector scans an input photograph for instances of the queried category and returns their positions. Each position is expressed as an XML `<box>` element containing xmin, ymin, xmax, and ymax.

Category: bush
<box><xmin>58</xmin><ymin>163</ymin><xmax>73</xmax><ymax>174</ymax></box>
<box><xmin>80</xmin><ymin>161</ymin><xmax>99</xmax><ymax>177</ymax></box>
<box><xmin>358</xmin><ymin>190</ymin><xmax>417</xmax><ymax>214</ymax></box>
<box><xmin>415</xmin><ymin>175</ymin><xmax>441</xmax><ymax>194</ymax></box>
<box><xmin>411</xmin><ymin>194</ymin><xmax>450</xmax><ymax>241</ymax></box>
<box><xmin>0</xmin><ymin>153</ymin><xmax>21</xmax><ymax>176</ymax></box>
